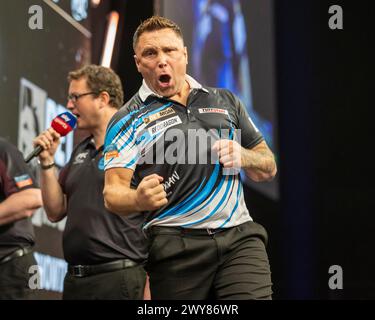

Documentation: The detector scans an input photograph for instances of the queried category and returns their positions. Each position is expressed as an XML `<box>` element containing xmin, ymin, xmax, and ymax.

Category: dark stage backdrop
<box><xmin>275</xmin><ymin>0</ymin><xmax>374</xmax><ymax>299</ymax></box>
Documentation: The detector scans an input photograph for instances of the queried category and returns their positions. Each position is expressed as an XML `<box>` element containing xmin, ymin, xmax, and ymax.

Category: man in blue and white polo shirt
<box><xmin>103</xmin><ymin>16</ymin><xmax>277</xmax><ymax>300</ymax></box>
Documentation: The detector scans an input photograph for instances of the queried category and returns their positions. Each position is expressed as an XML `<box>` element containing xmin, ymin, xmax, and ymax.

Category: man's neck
<box><xmin>169</xmin><ymin>80</ymin><xmax>190</xmax><ymax>106</ymax></box>
<box><xmin>90</xmin><ymin>108</ymin><xmax>117</xmax><ymax>149</ymax></box>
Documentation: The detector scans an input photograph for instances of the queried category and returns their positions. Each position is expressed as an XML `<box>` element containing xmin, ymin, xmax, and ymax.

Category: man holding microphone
<box><xmin>33</xmin><ymin>65</ymin><xmax>148</xmax><ymax>299</ymax></box>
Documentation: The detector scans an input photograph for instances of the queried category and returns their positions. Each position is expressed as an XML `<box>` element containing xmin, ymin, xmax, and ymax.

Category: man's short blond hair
<box><xmin>133</xmin><ymin>16</ymin><xmax>184</xmax><ymax>51</ymax></box>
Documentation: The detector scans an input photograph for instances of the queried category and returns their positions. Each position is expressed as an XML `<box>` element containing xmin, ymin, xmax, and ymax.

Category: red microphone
<box><xmin>51</xmin><ymin>112</ymin><xmax>77</xmax><ymax>136</ymax></box>
<box><xmin>25</xmin><ymin>112</ymin><xmax>77</xmax><ymax>163</ymax></box>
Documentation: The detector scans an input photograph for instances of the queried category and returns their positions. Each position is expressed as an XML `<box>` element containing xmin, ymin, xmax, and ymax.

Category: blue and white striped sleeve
<box><xmin>103</xmin><ymin>110</ymin><xmax>139</xmax><ymax>171</ymax></box>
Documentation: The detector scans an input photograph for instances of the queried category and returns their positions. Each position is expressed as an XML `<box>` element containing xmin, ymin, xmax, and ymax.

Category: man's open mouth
<box><xmin>159</xmin><ymin>74</ymin><xmax>171</xmax><ymax>85</ymax></box>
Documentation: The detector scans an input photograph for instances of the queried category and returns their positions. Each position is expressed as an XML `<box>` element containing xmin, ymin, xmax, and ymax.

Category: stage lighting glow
<box><xmin>101</xmin><ymin>11</ymin><xmax>119</xmax><ymax>68</ymax></box>
<box><xmin>91</xmin><ymin>0</ymin><xmax>101</xmax><ymax>8</ymax></box>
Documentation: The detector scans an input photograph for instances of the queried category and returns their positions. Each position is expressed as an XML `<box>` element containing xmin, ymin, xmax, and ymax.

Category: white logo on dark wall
<box><xmin>18</xmin><ymin>79</ymin><xmax>46</xmax><ymax>167</ymax></box>
<box><xmin>19</xmin><ymin>78</ymin><xmax>73</xmax><ymax>232</ymax></box>
<box><xmin>19</xmin><ymin>79</ymin><xmax>74</xmax><ymax>169</ymax></box>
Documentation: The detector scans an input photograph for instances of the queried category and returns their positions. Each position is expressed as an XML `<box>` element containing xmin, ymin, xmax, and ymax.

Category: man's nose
<box><xmin>66</xmin><ymin>99</ymin><xmax>75</xmax><ymax>110</ymax></box>
<box><xmin>158</xmin><ymin>52</ymin><xmax>168</xmax><ymax>68</ymax></box>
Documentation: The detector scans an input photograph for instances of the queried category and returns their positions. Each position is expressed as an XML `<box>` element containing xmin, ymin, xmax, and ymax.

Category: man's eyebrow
<box><xmin>142</xmin><ymin>45</ymin><xmax>157</xmax><ymax>50</ymax></box>
<box><xmin>141</xmin><ymin>46</ymin><xmax>156</xmax><ymax>53</ymax></box>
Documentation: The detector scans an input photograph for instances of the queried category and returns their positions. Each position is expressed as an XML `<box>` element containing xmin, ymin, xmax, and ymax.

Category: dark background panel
<box><xmin>314</xmin><ymin>0</ymin><xmax>374</xmax><ymax>299</ymax></box>
<box><xmin>274</xmin><ymin>0</ymin><xmax>374</xmax><ymax>299</ymax></box>
<box><xmin>274</xmin><ymin>0</ymin><xmax>319</xmax><ymax>299</ymax></box>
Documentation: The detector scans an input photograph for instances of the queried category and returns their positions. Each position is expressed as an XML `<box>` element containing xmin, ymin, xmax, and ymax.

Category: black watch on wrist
<box><xmin>37</xmin><ymin>160</ymin><xmax>55</xmax><ymax>170</ymax></box>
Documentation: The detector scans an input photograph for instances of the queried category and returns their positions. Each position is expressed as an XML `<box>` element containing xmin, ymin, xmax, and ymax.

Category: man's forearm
<box><xmin>104</xmin><ymin>185</ymin><xmax>141</xmax><ymax>216</ymax></box>
<box><xmin>241</xmin><ymin>146</ymin><xmax>277</xmax><ymax>182</ymax></box>
<box><xmin>0</xmin><ymin>189</ymin><xmax>42</xmax><ymax>225</ymax></box>
<box><xmin>40</xmin><ymin>168</ymin><xmax>67</xmax><ymax>222</ymax></box>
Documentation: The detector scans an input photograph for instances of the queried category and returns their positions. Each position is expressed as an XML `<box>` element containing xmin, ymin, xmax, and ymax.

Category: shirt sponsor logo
<box><xmin>105</xmin><ymin>150</ymin><xmax>119</xmax><ymax>161</ymax></box>
<box><xmin>198</xmin><ymin>108</ymin><xmax>228</xmax><ymax>115</ymax></box>
<box><xmin>148</xmin><ymin>115</ymin><xmax>182</xmax><ymax>135</ymax></box>
<box><xmin>144</xmin><ymin>107</ymin><xmax>175</xmax><ymax>124</ymax></box>
<box><xmin>14</xmin><ymin>174</ymin><xmax>33</xmax><ymax>188</ymax></box>
<box><xmin>104</xmin><ymin>144</ymin><xmax>119</xmax><ymax>161</ymax></box>
<box><xmin>163</xmin><ymin>170</ymin><xmax>180</xmax><ymax>192</ymax></box>
<box><xmin>73</xmin><ymin>151</ymin><xmax>89</xmax><ymax>164</ymax></box>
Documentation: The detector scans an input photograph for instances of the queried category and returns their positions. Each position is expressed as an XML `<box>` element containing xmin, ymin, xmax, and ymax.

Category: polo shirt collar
<box><xmin>138</xmin><ymin>74</ymin><xmax>208</xmax><ymax>102</ymax></box>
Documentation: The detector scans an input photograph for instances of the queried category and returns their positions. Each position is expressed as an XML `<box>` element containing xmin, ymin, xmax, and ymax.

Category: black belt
<box><xmin>147</xmin><ymin>226</ymin><xmax>228</xmax><ymax>238</ymax></box>
<box><xmin>0</xmin><ymin>246</ymin><xmax>33</xmax><ymax>265</ymax></box>
<box><xmin>68</xmin><ymin>259</ymin><xmax>139</xmax><ymax>278</ymax></box>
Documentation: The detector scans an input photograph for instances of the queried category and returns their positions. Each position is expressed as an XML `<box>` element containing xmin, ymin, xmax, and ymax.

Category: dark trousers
<box><xmin>0</xmin><ymin>252</ymin><xmax>38</xmax><ymax>300</ymax></box>
<box><xmin>63</xmin><ymin>265</ymin><xmax>146</xmax><ymax>300</ymax></box>
<box><xmin>146</xmin><ymin>221</ymin><xmax>272</xmax><ymax>300</ymax></box>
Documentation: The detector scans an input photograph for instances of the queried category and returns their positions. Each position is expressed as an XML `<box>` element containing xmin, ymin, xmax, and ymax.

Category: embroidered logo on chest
<box><xmin>73</xmin><ymin>151</ymin><xmax>89</xmax><ymax>164</ymax></box>
<box><xmin>144</xmin><ymin>107</ymin><xmax>175</xmax><ymax>124</ymax></box>
<box><xmin>198</xmin><ymin>108</ymin><xmax>228</xmax><ymax>115</ymax></box>
<box><xmin>147</xmin><ymin>115</ymin><xmax>182</xmax><ymax>135</ymax></box>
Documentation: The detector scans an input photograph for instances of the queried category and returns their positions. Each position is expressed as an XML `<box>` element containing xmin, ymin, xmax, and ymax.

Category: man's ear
<box><xmin>134</xmin><ymin>55</ymin><xmax>141</xmax><ymax>72</ymax></box>
<box><xmin>99</xmin><ymin>91</ymin><xmax>111</xmax><ymax>108</ymax></box>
